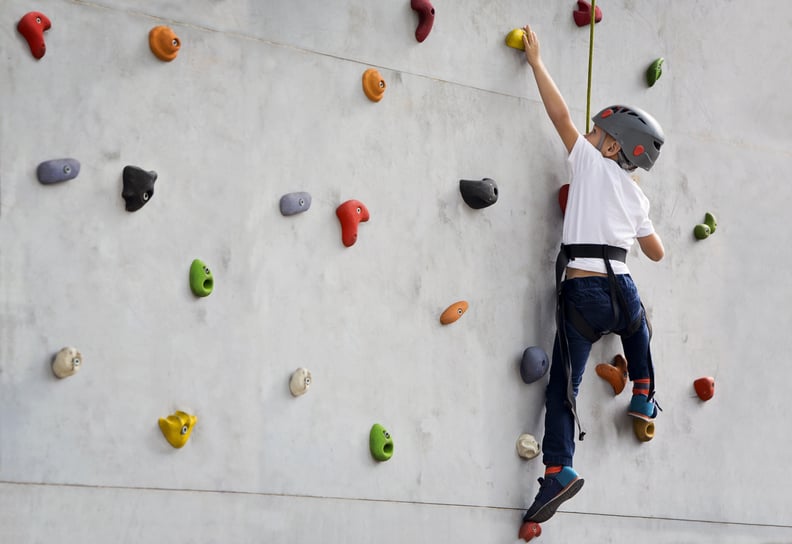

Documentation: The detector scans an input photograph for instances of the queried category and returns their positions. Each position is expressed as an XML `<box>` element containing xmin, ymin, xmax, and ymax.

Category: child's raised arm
<box><xmin>522</xmin><ymin>25</ymin><xmax>579</xmax><ymax>154</ymax></box>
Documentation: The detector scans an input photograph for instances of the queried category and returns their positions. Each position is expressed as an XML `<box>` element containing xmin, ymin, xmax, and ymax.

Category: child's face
<box><xmin>584</xmin><ymin>125</ymin><xmax>621</xmax><ymax>158</ymax></box>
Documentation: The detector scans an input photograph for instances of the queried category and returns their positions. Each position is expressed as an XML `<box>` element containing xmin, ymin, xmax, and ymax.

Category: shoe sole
<box><xmin>628</xmin><ymin>411</ymin><xmax>655</xmax><ymax>422</ymax></box>
<box><xmin>525</xmin><ymin>477</ymin><xmax>585</xmax><ymax>523</ymax></box>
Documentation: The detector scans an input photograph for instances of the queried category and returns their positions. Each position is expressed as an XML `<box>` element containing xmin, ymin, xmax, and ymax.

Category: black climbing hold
<box><xmin>279</xmin><ymin>192</ymin><xmax>312</xmax><ymax>216</ymax></box>
<box><xmin>520</xmin><ymin>346</ymin><xmax>549</xmax><ymax>384</ymax></box>
<box><xmin>37</xmin><ymin>158</ymin><xmax>80</xmax><ymax>184</ymax></box>
<box><xmin>122</xmin><ymin>165</ymin><xmax>157</xmax><ymax>212</ymax></box>
<box><xmin>459</xmin><ymin>178</ymin><xmax>498</xmax><ymax>209</ymax></box>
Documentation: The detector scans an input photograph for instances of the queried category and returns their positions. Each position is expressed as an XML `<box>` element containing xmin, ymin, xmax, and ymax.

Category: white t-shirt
<box><xmin>562</xmin><ymin>134</ymin><xmax>654</xmax><ymax>275</ymax></box>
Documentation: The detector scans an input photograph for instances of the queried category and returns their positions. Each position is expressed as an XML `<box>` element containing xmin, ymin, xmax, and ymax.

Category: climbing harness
<box><xmin>554</xmin><ymin>243</ymin><xmax>658</xmax><ymax>440</ymax></box>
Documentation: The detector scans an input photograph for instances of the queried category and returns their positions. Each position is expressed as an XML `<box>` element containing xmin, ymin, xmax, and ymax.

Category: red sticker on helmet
<box><xmin>633</xmin><ymin>144</ymin><xmax>645</xmax><ymax>156</ymax></box>
<box><xmin>600</xmin><ymin>109</ymin><xmax>614</xmax><ymax>118</ymax></box>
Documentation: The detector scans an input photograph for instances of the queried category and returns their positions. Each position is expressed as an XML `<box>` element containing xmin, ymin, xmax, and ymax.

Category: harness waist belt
<box><xmin>562</xmin><ymin>244</ymin><xmax>627</xmax><ymax>263</ymax></box>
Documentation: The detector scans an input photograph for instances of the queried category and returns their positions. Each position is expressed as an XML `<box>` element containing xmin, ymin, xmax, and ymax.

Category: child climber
<box><xmin>520</xmin><ymin>25</ymin><xmax>666</xmax><ymax>523</ymax></box>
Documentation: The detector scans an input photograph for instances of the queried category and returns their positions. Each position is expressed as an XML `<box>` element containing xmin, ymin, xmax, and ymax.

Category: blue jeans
<box><xmin>542</xmin><ymin>274</ymin><xmax>652</xmax><ymax>467</ymax></box>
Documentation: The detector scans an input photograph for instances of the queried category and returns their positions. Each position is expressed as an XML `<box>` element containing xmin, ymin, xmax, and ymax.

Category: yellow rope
<box><xmin>585</xmin><ymin>0</ymin><xmax>596</xmax><ymax>132</ymax></box>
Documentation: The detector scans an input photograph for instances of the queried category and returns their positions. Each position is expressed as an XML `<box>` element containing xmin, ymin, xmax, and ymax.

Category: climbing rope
<box><xmin>585</xmin><ymin>0</ymin><xmax>596</xmax><ymax>133</ymax></box>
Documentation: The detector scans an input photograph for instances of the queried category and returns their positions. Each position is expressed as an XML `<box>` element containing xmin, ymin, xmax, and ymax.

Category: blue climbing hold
<box><xmin>279</xmin><ymin>192</ymin><xmax>312</xmax><ymax>216</ymax></box>
<box><xmin>37</xmin><ymin>158</ymin><xmax>80</xmax><ymax>184</ymax></box>
<box><xmin>520</xmin><ymin>346</ymin><xmax>549</xmax><ymax>384</ymax></box>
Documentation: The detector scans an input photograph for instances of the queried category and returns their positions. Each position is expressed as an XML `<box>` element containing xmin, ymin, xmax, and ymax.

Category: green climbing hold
<box><xmin>704</xmin><ymin>212</ymin><xmax>717</xmax><ymax>234</ymax></box>
<box><xmin>369</xmin><ymin>423</ymin><xmax>394</xmax><ymax>462</ymax></box>
<box><xmin>646</xmin><ymin>57</ymin><xmax>664</xmax><ymax>87</ymax></box>
<box><xmin>189</xmin><ymin>259</ymin><xmax>214</xmax><ymax>297</ymax></box>
<box><xmin>693</xmin><ymin>224</ymin><xmax>711</xmax><ymax>240</ymax></box>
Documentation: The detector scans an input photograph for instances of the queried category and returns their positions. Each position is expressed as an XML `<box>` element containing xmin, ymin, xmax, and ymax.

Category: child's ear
<box><xmin>605</xmin><ymin>140</ymin><xmax>621</xmax><ymax>158</ymax></box>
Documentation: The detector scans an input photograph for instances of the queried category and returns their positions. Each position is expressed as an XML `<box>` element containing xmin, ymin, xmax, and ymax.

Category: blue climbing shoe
<box><xmin>628</xmin><ymin>394</ymin><xmax>658</xmax><ymax>421</ymax></box>
<box><xmin>522</xmin><ymin>467</ymin><xmax>584</xmax><ymax>523</ymax></box>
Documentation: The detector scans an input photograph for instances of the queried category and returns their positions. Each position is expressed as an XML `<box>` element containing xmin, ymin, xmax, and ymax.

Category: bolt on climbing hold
<box><xmin>122</xmin><ymin>166</ymin><xmax>157</xmax><ymax>212</ymax></box>
<box><xmin>17</xmin><ymin>12</ymin><xmax>51</xmax><ymax>60</ymax></box>
<box><xmin>289</xmin><ymin>368</ymin><xmax>312</xmax><ymax>397</ymax></box>
<box><xmin>410</xmin><ymin>0</ymin><xmax>435</xmax><ymax>43</ymax></box>
<box><xmin>149</xmin><ymin>25</ymin><xmax>181</xmax><ymax>62</ymax></box>
<box><xmin>369</xmin><ymin>423</ymin><xmax>394</xmax><ymax>461</ymax></box>
<box><xmin>520</xmin><ymin>346</ymin><xmax>549</xmax><ymax>384</ymax></box>
<box><xmin>336</xmin><ymin>200</ymin><xmax>370</xmax><ymax>247</ymax></box>
<box><xmin>459</xmin><ymin>178</ymin><xmax>498</xmax><ymax>209</ymax></box>
<box><xmin>518</xmin><ymin>521</ymin><xmax>542</xmax><ymax>542</ymax></box>
<box><xmin>646</xmin><ymin>57</ymin><xmax>664</xmax><ymax>87</ymax></box>
<box><xmin>632</xmin><ymin>419</ymin><xmax>655</xmax><ymax>442</ymax></box>
<box><xmin>694</xmin><ymin>212</ymin><xmax>717</xmax><ymax>240</ymax></box>
<box><xmin>558</xmin><ymin>183</ymin><xmax>570</xmax><ymax>216</ymax></box>
<box><xmin>159</xmin><ymin>410</ymin><xmax>197</xmax><ymax>448</ymax></box>
<box><xmin>440</xmin><ymin>301</ymin><xmax>468</xmax><ymax>325</ymax></box>
<box><xmin>52</xmin><ymin>346</ymin><xmax>82</xmax><ymax>378</ymax></box>
<box><xmin>595</xmin><ymin>354</ymin><xmax>628</xmax><ymax>395</ymax></box>
<box><xmin>573</xmin><ymin>0</ymin><xmax>602</xmax><ymax>27</ymax></box>
<box><xmin>516</xmin><ymin>433</ymin><xmax>540</xmax><ymax>460</ymax></box>
<box><xmin>505</xmin><ymin>28</ymin><xmax>526</xmax><ymax>51</ymax></box>
<box><xmin>694</xmin><ymin>376</ymin><xmax>715</xmax><ymax>401</ymax></box>
<box><xmin>189</xmin><ymin>259</ymin><xmax>214</xmax><ymax>297</ymax></box>
<box><xmin>37</xmin><ymin>158</ymin><xmax>80</xmax><ymax>184</ymax></box>
<box><xmin>362</xmin><ymin>68</ymin><xmax>386</xmax><ymax>102</ymax></box>
<box><xmin>280</xmin><ymin>192</ymin><xmax>312</xmax><ymax>216</ymax></box>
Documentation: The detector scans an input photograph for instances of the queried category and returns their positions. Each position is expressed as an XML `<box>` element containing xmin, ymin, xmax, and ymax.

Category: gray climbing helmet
<box><xmin>592</xmin><ymin>105</ymin><xmax>665</xmax><ymax>171</ymax></box>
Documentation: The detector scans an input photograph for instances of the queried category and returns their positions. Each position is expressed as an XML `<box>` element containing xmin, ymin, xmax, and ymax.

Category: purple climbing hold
<box><xmin>122</xmin><ymin>165</ymin><xmax>157</xmax><ymax>212</ymax></box>
<box><xmin>37</xmin><ymin>158</ymin><xmax>80</xmax><ymax>184</ymax></box>
<box><xmin>520</xmin><ymin>346</ymin><xmax>549</xmax><ymax>384</ymax></box>
<box><xmin>279</xmin><ymin>192</ymin><xmax>312</xmax><ymax>216</ymax></box>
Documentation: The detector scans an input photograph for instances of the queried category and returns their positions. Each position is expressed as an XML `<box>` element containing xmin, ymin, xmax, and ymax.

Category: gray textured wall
<box><xmin>2</xmin><ymin>1</ymin><xmax>791</xmax><ymax>542</ymax></box>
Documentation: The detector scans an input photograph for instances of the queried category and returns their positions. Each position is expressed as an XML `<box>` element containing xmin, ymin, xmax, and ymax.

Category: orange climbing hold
<box><xmin>518</xmin><ymin>521</ymin><xmax>542</xmax><ymax>541</ymax></box>
<box><xmin>595</xmin><ymin>354</ymin><xmax>628</xmax><ymax>395</ymax></box>
<box><xmin>440</xmin><ymin>301</ymin><xmax>468</xmax><ymax>325</ymax></box>
<box><xmin>362</xmin><ymin>68</ymin><xmax>386</xmax><ymax>102</ymax></box>
<box><xmin>149</xmin><ymin>25</ymin><xmax>181</xmax><ymax>61</ymax></box>
<box><xmin>336</xmin><ymin>199</ymin><xmax>370</xmax><ymax>247</ymax></box>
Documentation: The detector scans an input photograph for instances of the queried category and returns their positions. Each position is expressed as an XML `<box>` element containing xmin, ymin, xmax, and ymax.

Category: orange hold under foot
<box><xmin>336</xmin><ymin>200</ymin><xmax>370</xmax><ymax>247</ymax></box>
<box><xmin>595</xmin><ymin>354</ymin><xmax>628</xmax><ymax>395</ymax></box>
<box><xmin>518</xmin><ymin>521</ymin><xmax>542</xmax><ymax>541</ymax></box>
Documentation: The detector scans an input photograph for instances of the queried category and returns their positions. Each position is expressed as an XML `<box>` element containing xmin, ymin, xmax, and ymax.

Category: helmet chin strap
<box><xmin>596</xmin><ymin>130</ymin><xmax>607</xmax><ymax>151</ymax></box>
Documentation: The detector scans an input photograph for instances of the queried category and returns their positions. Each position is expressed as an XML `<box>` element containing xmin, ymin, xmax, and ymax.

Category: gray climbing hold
<box><xmin>122</xmin><ymin>165</ymin><xmax>157</xmax><ymax>212</ymax></box>
<box><xmin>459</xmin><ymin>178</ymin><xmax>498</xmax><ymax>209</ymax></box>
<box><xmin>279</xmin><ymin>192</ymin><xmax>312</xmax><ymax>216</ymax></box>
<box><xmin>520</xmin><ymin>346</ymin><xmax>549</xmax><ymax>384</ymax></box>
<box><xmin>37</xmin><ymin>158</ymin><xmax>80</xmax><ymax>184</ymax></box>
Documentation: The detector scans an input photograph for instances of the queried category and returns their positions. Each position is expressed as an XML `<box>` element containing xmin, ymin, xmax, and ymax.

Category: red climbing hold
<box><xmin>558</xmin><ymin>184</ymin><xmax>570</xmax><ymax>216</ymax></box>
<box><xmin>573</xmin><ymin>0</ymin><xmax>602</xmax><ymax>27</ymax></box>
<box><xmin>518</xmin><ymin>521</ymin><xmax>542</xmax><ymax>541</ymax></box>
<box><xmin>694</xmin><ymin>376</ymin><xmax>715</xmax><ymax>401</ymax></box>
<box><xmin>411</xmin><ymin>0</ymin><xmax>435</xmax><ymax>43</ymax></box>
<box><xmin>17</xmin><ymin>12</ymin><xmax>51</xmax><ymax>60</ymax></box>
<box><xmin>336</xmin><ymin>200</ymin><xmax>370</xmax><ymax>247</ymax></box>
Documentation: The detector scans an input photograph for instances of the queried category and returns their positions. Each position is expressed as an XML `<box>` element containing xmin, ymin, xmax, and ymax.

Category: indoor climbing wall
<box><xmin>1</xmin><ymin>1</ymin><xmax>791</xmax><ymax>542</ymax></box>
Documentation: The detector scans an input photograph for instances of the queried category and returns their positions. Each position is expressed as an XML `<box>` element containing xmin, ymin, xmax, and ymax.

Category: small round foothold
<box><xmin>158</xmin><ymin>410</ymin><xmax>197</xmax><ymax>448</ymax></box>
<box><xmin>289</xmin><ymin>368</ymin><xmax>312</xmax><ymax>397</ymax></box>
<box><xmin>52</xmin><ymin>346</ymin><xmax>82</xmax><ymax>378</ymax></box>
<box><xmin>440</xmin><ymin>301</ymin><xmax>468</xmax><ymax>325</ymax></box>
<box><xmin>459</xmin><ymin>178</ymin><xmax>498</xmax><ymax>209</ymax></box>
<box><xmin>694</xmin><ymin>223</ymin><xmax>711</xmax><ymax>240</ymax></box>
<box><xmin>693</xmin><ymin>376</ymin><xmax>715</xmax><ymax>401</ymax></box>
<box><xmin>189</xmin><ymin>259</ymin><xmax>214</xmax><ymax>297</ymax></box>
<box><xmin>518</xmin><ymin>521</ymin><xmax>542</xmax><ymax>541</ymax></box>
<box><xmin>369</xmin><ymin>423</ymin><xmax>394</xmax><ymax>461</ymax></box>
<box><xmin>279</xmin><ymin>192</ymin><xmax>312</xmax><ymax>216</ymax></box>
<box><xmin>362</xmin><ymin>68</ymin><xmax>386</xmax><ymax>102</ymax></box>
<box><xmin>516</xmin><ymin>433</ymin><xmax>540</xmax><ymax>459</ymax></box>
<box><xmin>37</xmin><ymin>158</ymin><xmax>80</xmax><ymax>184</ymax></box>
<box><xmin>646</xmin><ymin>57</ymin><xmax>664</xmax><ymax>87</ymax></box>
<box><xmin>149</xmin><ymin>25</ymin><xmax>181</xmax><ymax>62</ymax></box>
<box><xmin>520</xmin><ymin>346</ymin><xmax>549</xmax><ymax>384</ymax></box>
<box><xmin>633</xmin><ymin>418</ymin><xmax>655</xmax><ymax>442</ymax></box>
<box><xmin>505</xmin><ymin>28</ymin><xmax>526</xmax><ymax>50</ymax></box>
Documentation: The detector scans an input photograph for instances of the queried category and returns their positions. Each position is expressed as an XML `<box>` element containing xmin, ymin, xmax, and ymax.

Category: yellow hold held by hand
<box><xmin>505</xmin><ymin>28</ymin><xmax>526</xmax><ymax>51</ymax></box>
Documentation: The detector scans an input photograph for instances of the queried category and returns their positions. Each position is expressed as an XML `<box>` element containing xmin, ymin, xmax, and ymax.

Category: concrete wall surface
<box><xmin>1</xmin><ymin>1</ymin><xmax>791</xmax><ymax>542</ymax></box>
